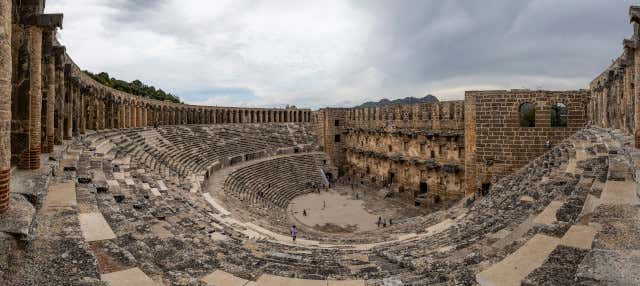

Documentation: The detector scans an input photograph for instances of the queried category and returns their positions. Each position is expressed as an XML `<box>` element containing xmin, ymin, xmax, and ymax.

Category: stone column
<box><xmin>632</xmin><ymin>8</ymin><xmax>640</xmax><ymax>148</ymax></box>
<box><xmin>72</xmin><ymin>83</ymin><xmax>79</xmax><ymax>136</ymax></box>
<box><xmin>93</xmin><ymin>95</ymin><xmax>99</xmax><ymax>130</ymax></box>
<box><xmin>133</xmin><ymin>104</ymin><xmax>137</xmax><ymax>127</ymax></box>
<box><xmin>104</xmin><ymin>99</ymin><xmax>111</xmax><ymax>129</ymax></box>
<box><xmin>119</xmin><ymin>103</ymin><xmax>125</xmax><ymax>128</ymax></box>
<box><xmin>86</xmin><ymin>93</ymin><xmax>93</xmax><ymax>130</ymax></box>
<box><xmin>143</xmin><ymin>106</ymin><xmax>147</xmax><ymax>127</ymax></box>
<box><xmin>63</xmin><ymin>77</ymin><xmax>72</xmax><ymax>139</ymax></box>
<box><xmin>635</xmin><ymin>40</ymin><xmax>640</xmax><ymax>149</ymax></box>
<box><xmin>54</xmin><ymin>47</ymin><xmax>65</xmax><ymax>144</ymax></box>
<box><xmin>79</xmin><ymin>90</ymin><xmax>85</xmax><ymax>134</ymax></box>
<box><xmin>133</xmin><ymin>106</ymin><xmax>138</xmax><ymax>127</ymax></box>
<box><xmin>21</xmin><ymin>26</ymin><xmax>43</xmax><ymax>169</ymax></box>
<box><xmin>129</xmin><ymin>104</ymin><xmax>134</xmax><ymax>127</ymax></box>
<box><xmin>43</xmin><ymin>30</ymin><xmax>56</xmax><ymax>153</ymax></box>
<box><xmin>131</xmin><ymin>104</ymin><xmax>135</xmax><ymax>127</ymax></box>
<box><xmin>135</xmin><ymin>105</ymin><xmax>139</xmax><ymax>127</ymax></box>
<box><xmin>0</xmin><ymin>0</ymin><xmax>11</xmax><ymax>213</ymax></box>
<box><xmin>139</xmin><ymin>106</ymin><xmax>144</xmax><ymax>127</ymax></box>
<box><xmin>123</xmin><ymin>104</ymin><xmax>128</xmax><ymax>128</ymax></box>
<box><xmin>140</xmin><ymin>106</ymin><xmax>144</xmax><ymax>127</ymax></box>
<box><xmin>99</xmin><ymin>98</ymin><xmax>106</xmax><ymax>130</ymax></box>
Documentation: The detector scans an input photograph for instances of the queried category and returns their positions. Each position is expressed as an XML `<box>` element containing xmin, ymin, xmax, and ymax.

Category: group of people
<box><xmin>306</xmin><ymin>181</ymin><xmax>327</xmax><ymax>193</ymax></box>
<box><xmin>377</xmin><ymin>216</ymin><xmax>392</xmax><ymax>228</ymax></box>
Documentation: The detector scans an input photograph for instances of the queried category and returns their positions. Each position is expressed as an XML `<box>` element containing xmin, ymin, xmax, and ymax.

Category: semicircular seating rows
<box><xmin>68</xmin><ymin>125</ymin><xmax>636</xmax><ymax>285</ymax></box>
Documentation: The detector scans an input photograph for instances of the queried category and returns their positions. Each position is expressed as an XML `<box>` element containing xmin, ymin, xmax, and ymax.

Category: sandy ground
<box><xmin>288</xmin><ymin>185</ymin><xmax>434</xmax><ymax>233</ymax></box>
<box><xmin>289</xmin><ymin>190</ymin><xmax>379</xmax><ymax>232</ymax></box>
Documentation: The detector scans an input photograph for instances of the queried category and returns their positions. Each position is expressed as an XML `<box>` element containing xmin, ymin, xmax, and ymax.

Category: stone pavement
<box><xmin>477</xmin><ymin>235</ymin><xmax>560</xmax><ymax>286</ymax></box>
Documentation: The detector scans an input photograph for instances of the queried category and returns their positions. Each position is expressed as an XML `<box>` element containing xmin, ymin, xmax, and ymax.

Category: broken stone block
<box><xmin>0</xmin><ymin>194</ymin><xmax>36</xmax><ymax>238</ymax></box>
<box><xmin>113</xmin><ymin>194</ymin><xmax>125</xmax><ymax>203</ymax></box>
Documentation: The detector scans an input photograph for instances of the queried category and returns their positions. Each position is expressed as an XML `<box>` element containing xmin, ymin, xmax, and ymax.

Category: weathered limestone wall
<box><xmin>344</xmin><ymin>128</ymin><xmax>464</xmax><ymax>204</ymax></box>
<box><xmin>342</xmin><ymin>101</ymin><xmax>465</xmax><ymax>205</ymax></box>
<box><xmin>463</xmin><ymin>90</ymin><xmax>589</xmax><ymax>195</ymax></box>
<box><xmin>589</xmin><ymin>6</ymin><xmax>640</xmax><ymax>148</ymax></box>
<box><xmin>0</xmin><ymin>0</ymin><xmax>12</xmax><ymax>213</ymax></box>
<box><xmin>313</xmin><ymin>102</ymin><xmax>465</xmax><ymax>206</ymax></box>
<box><xmin>346</xmin><ymin>101</ymin><xmax>464</xmax><ymax>130</ymax></box>
<box><xmin>313</xmin><ymin>108</ymin><xmax>347</xmax><ymax>175</ymax></box>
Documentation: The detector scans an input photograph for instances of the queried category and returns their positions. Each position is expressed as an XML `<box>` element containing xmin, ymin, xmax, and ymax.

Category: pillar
<box><xmin>72</xmin><ymin>83</ymin><xmax>79</xmax><ymax>136</ymax></box>
<box><xmin>54</xmin><ymin>47</ymin><xmax>65</xmax><ymax>144</ymax></box>
<box><xmin>79</xmin><ymin>90</ymin><xmax>85</xmax><ymax>134</ymax></box>
<box><xmin>98</xmin><ymin>98</ymin><xmax>105</xmax><ymax>130</ymax></box>
<box><xmin>105</xmin><ymin>99</ymin><xmax>113</xmax><ymax>129</ymax></box>
<box><xmin>139</xmin><ymin>105</ymin><xmax>144</xmax><ymax>127</ymax></box>
<box><xmin>119</xmin><ymin>102</ymin><xmax>126</xmax><ymax>128</ymax></box>
<box><xmin>127</xmin><ymin>104</ymin><xmax>133</xmax><ymax>127</ymax></box>
<box><xmin>43</xmin><ymin>29</ymin><xmax>56</xmax><ymax>153</ymax></box>
<box><xmin>134</xmin><ymin>104</ymin><xmax>139</xmax><ymax>127</ymax></box>
<box><xmin>86</xmin><ymin>95</ymin><xmax>93</xmax><ymax>130</ymax></box>
<box><xmin>632</xmin><ymin>8</ymin><xmax>640</xmax><ymax>148</ymax></box>
<box><xmin>0</xmin><ymin>0</ymin><xmax>11</xmax><ymax>213</ymax></box>
<box><xmin>63</xmin><ymin>78</ymin><xmax>72</xmax><ymax>139</ymax></box>
<box><xmin>20</xmin><ymin>26</ymin><xmax>43</xmax><ymax>169</ymax></box>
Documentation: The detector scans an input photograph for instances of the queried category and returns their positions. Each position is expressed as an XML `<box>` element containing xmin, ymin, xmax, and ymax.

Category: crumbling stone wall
<box><xmin>344</xmin><ymin>128</ymin><xmax>464</xmax><ymax>204</ymax></box>
<box><xmin>590</xmin><ymin>6</ymin><xmax>640</xmax><ymax>148</ymax></box>
<box><xmin>317</xmin><ymin>102</ymin><xmax>466</xmax><ymax>206</ymax></box>
<box><xmin>346</xmin><ymin>101</ymin><xmax>464</xmax><ymax>130</ymax></box>
<box><xmin>345</xmin><ymin>101</ymin><xmax>464</xmax><ymax>205</ymax></box>
<box><xmin>464</xmin><ymin>90</ymin><xmax>589</xmax><ymax>195</ymax></box>
<box><xmin>313</xmin><ymin>108</ymin><xmax>347</xmax><ymax>176</ymax></box>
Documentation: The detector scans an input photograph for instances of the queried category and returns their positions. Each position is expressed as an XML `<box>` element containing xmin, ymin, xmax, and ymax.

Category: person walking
<box><xmin>290</xmin><ymin>225</ymin><xmax>298</xmax><ymax>242</ymax></box>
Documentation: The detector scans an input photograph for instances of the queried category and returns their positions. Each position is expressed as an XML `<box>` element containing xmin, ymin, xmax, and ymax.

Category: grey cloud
<box><xmin>49</xmin><ymin>0</ymin><xmax>639</xmax><ymax>108</ymax></box>
<box><xmin>355</xmin><ymin>0</ymin><xmax>634</xmax><ymax>89</ymax></box>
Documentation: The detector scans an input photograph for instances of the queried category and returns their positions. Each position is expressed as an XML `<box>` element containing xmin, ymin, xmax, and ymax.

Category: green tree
<box><xmin>83</xmin><ymin>70</ymin><xmax>181</xmax><ymax>103</ymax></box>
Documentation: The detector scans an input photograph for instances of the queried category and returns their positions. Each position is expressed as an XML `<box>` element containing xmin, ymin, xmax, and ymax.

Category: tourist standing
<box><xmin>377</xmin><ymin>216</ymin><xmax>382</xmax><ymax>228</ymax></box>
<box><xmin>290</xmin><ymin>225</ymin><xmax>298</xmax><ymax>242</ymax></box>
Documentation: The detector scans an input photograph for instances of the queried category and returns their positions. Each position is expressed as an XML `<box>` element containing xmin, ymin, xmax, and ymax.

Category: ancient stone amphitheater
<box><xmin>2</xmin><ymin>2</ymin><xmax>640</xmax><ymax>286</ymax></box>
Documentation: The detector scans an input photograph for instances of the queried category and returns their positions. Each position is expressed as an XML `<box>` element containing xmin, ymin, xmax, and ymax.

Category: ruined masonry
<box><xmin>1</xmin><ymin>1</ymin><xmax>640</xmax><ymax>286</ymax></box>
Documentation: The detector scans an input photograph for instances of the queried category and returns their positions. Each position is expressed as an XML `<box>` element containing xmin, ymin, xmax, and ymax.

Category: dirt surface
<box><xmin>288</xmin><ymin>185</ymin><xmax>435</xmax><ymax>233</ymax></box>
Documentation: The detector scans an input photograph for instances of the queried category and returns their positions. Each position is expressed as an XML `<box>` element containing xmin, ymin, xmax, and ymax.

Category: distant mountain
<box><xmin>355</xmin><ymin>95</ymin><xmax>439</xmax><ymax>108</ymax></box>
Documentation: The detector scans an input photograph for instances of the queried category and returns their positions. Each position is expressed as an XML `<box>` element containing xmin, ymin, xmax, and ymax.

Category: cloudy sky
<box><xmin>46</xmin><ymin>0</ymin><xmax>635</xmax><ymax>109</ymax></box>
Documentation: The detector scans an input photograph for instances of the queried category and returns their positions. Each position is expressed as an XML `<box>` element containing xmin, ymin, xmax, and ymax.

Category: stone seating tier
<box><xmin>60</xmin><ymin>126</ymin><xmax>626</xmax><ymax>286</ymax></box>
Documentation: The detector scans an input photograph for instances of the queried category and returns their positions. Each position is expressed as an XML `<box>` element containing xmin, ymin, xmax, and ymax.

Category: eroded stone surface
<box><xmin>0</xmin><ymin>194</ymin><xmax>36</xmax><ymax>236</ymax></box>
<box><xmin>101</xmin><ymin>267</ymin><xmax>159</xmax><ymax>286</ymax></box>
<box><xmin>79</xmin><ymin>212</ymin><xmax>116</xmax><ymax>242</ymax></box>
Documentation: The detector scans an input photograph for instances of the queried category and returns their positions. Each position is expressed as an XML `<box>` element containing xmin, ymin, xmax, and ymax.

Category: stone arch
<box><xmin>519</xmin><ymin>102</ymin><xmax>536</xmax><ymax>127</ymax></box>
<box><xmin>551</xmin><ymin>102</ymin><xmax>568</xmax><ymax>127</ymax></box>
